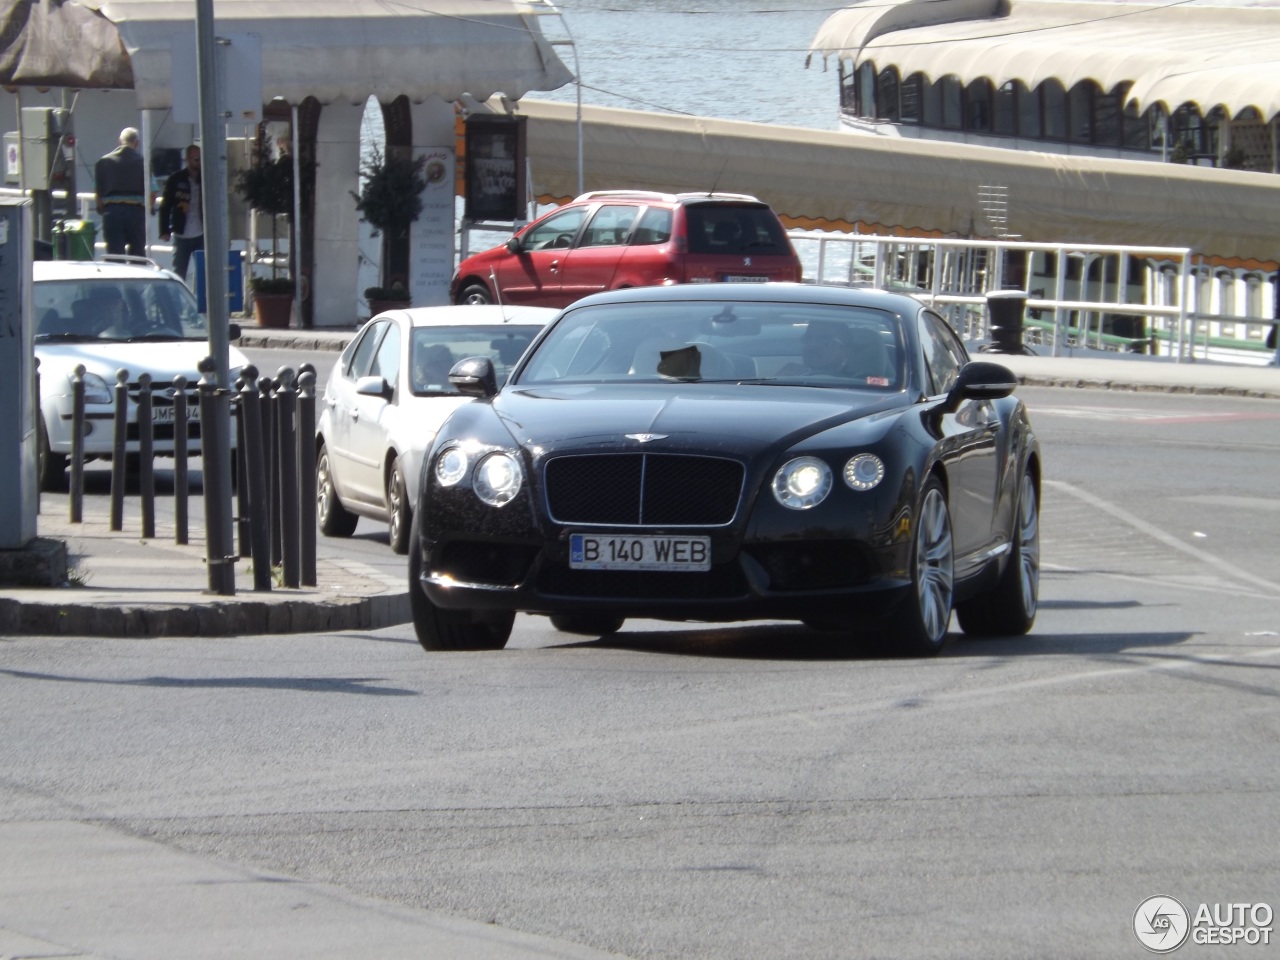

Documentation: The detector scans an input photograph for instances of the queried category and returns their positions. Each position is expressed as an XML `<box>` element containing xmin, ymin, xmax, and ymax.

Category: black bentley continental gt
<box><xmin>409</xmin><ymin>283</ymin><xmax>1041</xmax><ymax>656</ymax></box>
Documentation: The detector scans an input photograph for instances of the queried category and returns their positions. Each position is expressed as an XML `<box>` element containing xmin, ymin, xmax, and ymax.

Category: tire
<box><xmin>386</xmin><ymin>456</ymin><xmax>412</xmax><ymax>555</ymax></box>
<box><xmin>38</xmin><ymin>417</ymin><xmax>67</xmax><ymax>492</ymax></box>
<box><xmin>316</xmin><ymin>443</ymin><xmax>358</xmax><ymax>537</ymax></box>
<box><xmin>956</xmin><ymin>467</ymin><xmax>1039</xmax><ymax>637</ymax></box>
<box><xmin>408</xmin><ymin>514</ymin><xmax>513</xmax><ymax>652</ymax></box>
<box><xmin>458</xmin><ymin>282</ymin><xmax>492</xmax><ymax>306</ymax></box>
<box><xmin>890</xmin><ymin>476</ymin><xmax>954</xmax><ymax>656</ymax></box>
<box><xmin>550</xmin><ymin>613</ymin><xmax>625</xmax><ymax>636</ymax></box>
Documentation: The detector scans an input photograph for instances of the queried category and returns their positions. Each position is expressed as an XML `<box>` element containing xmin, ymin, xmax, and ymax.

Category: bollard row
<box><xmin>61</xmin><ymin>358</ymin><xmax>321</xmax><ymax>594</ymax></box>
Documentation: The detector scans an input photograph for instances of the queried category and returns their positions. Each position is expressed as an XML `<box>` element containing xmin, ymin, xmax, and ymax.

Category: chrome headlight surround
<box><xmin>772</xmin><ymin>456</ymin><xmax>832</xmax><ymax>510</ymax></box>
<box><xmin>434</xmin><ymin>445</ymin><xmax>469</xmax><ymax>487</ymax></box>
<box><xmin>473</xmin><ymin>451</ymin><xmax>523</xmax><ymax>506</ymax></box>
<box><xmin>843</xmin><ymin>453</ymin><xmax>885</xmax><ymax>492</ymax></box>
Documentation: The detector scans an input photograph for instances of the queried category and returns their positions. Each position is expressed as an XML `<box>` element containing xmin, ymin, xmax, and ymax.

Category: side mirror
<box><xmin>943</xmin><ymin>361</ymin><xmax>1017</xmax><ymax>411</ymax></box>
<box><xmin>449</xmin><ymin>356</ymin><xmax>499</xmax><ymax>398</ymax></box>
<box><xmin>505</xmin><ymin>236</ymin><xmax>523</xmax><ymax>254</ymax></box>
<box><xmin>355</xmin><ymin>374</ymin><xmax>393</xmax><ymax>401</ymax></box>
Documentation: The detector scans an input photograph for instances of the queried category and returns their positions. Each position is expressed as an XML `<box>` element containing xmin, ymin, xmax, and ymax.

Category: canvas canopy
<box><xmin>810</xmin><ymin>0</ymin><xmax>1280</xmax><ymax>123</ymax></box>
<box><xmin>0</xmin><ymin>0</ymin><xmax>573</xmax><ymax>107</ymax></box>
<box><xmin>516</xmin><ymin>99</ymin><xmax>1280</xmax><ymax>267</ymax></box>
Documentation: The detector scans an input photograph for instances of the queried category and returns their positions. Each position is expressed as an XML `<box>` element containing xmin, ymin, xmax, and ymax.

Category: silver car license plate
<box><xmin>569</xmin><ymin>534</ymin><xmax>711</xmax><ymax>572</ymax></box>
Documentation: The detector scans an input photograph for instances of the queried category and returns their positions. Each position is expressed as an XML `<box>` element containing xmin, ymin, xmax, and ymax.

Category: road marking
<box><xmin>1046</xmin><ymin>479</ymin><xmax>1280</xmax><ymax>596</ymax></box>
<box><xmin>1032</xmin><ymin>405</ymin><xmax>1280</xmax><ymax>424</ymax></box>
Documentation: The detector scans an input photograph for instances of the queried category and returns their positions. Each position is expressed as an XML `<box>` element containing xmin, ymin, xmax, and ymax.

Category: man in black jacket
<box><xmin>94</xmin><ymin>128</ymin><xmax>146</xmax><ymax>258</ymax></box>
<box><xmin>157</xmin><ymin>144</ymin><xmax>204</xmax><ymax>281</ymax></box>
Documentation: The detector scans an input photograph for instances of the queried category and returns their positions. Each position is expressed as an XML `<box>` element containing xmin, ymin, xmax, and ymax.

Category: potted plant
<box><xmin>353</xmin><ymin>144</ymin><xmax>428</xmax><ymax>314</ymax></box>
<box><xmin>363</xmin><ymin>282</ymin><xmax>411</xmax><ymax>316</ymax></box>
<box><xmin>236</xmin><ymin>144</ymin><xmax>295</xmax><ymax>328</ymax></box>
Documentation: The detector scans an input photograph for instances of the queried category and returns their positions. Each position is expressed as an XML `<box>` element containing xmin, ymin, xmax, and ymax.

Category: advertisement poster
<box><xmin>409</xmin><ymin>148</ymin><xmax>455</xmax><ymax>307</ymax></box>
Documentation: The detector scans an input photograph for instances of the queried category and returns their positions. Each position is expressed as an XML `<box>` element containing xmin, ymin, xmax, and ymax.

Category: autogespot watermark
<box><xmin>1134</xmin><ymin>897</ymin><xmax>1273</xmax><ymax>952</ymax></box>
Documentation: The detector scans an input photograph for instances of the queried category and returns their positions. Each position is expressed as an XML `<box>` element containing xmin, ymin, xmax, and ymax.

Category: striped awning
<box><xmin>810</xmin><ymin>0</ymin><xmax>1280</xmax><ymax>122</ymax></box>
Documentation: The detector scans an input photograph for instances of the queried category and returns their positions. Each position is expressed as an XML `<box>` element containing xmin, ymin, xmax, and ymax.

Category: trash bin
<box><xmin>52</xmin><ymin>220</ymin><xmax>97</xmax><ymax>261</ymax></box>
<box><xmin>985</xmin><ymin>290</ymin><xmax>1029</xmax><ymax>354</ymax></box>
<box><xmin>192</xmin><ymin>249</ymin><xmax>245</xmax><ymax>314</ymax></box>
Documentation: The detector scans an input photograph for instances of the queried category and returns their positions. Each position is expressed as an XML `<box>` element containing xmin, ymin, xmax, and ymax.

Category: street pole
<box><xmin>194</xmin><ymin>0</ymin><xmax>236</xmax><ymax>594</ymax></box>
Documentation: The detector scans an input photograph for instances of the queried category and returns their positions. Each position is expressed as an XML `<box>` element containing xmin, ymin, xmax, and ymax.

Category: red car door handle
<box><xmin>549</xmin><ymin>260</ymin><xmax>560</xmax><ymax>273</ymax></box>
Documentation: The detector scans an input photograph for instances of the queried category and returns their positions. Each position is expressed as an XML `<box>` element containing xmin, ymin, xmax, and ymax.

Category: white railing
<box><xmin>789</xmin><ymin>231</ymin><xmax>1277</xmax><ymax>364</ymax></box>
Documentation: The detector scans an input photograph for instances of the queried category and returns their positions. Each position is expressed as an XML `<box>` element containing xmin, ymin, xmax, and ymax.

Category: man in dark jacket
<box><xmin>157</xmin><ymin>144</ymin><xmax>204</xmax><ymax>281</ymax></box>
<box><xmin>94</xmin><ymin>127</ymin><xmax>146</xmax><ymax>258</ymax></box>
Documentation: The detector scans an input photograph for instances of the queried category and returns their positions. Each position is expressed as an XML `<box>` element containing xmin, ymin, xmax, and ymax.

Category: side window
<box><xmin>368</xmin><ymin>321</ymin><xmax>402</xmax><ymax>385</ymax></box>
<box><xmin>580</xmin><ymin>204</ymin><xmax>640</xmax><ymax>247</ymax></box>
<box><xmin>917</xmin><ymin>311</ymin><xmax>967</xmax><ymax>395</ymax></box>
<box><xmin>630</xmin><ymin>207</ymin><xmax>673</xmax><ymax>245</ymax></box>
<box><xmin>523</xmin><ymin>208</ymin><xmax>588</xmax><ymax>251</ymax></box>
<box><xmin>346</xmin><ymin>319</ymin><xmax>388</xmax><ymax>379</ymax></box>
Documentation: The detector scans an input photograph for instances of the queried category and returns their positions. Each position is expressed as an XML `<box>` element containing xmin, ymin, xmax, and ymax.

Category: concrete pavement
<box><xmin>2</xmin><ymin>332</ymin><xmax>1279</xmax><ymax>640</ymax></box>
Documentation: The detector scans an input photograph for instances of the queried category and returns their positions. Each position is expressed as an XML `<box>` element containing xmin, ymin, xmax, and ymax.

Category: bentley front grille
<box><xmin>544</xmin><ymin>453</ymin><xmax>744</xmax><ymax>526</ymax></box>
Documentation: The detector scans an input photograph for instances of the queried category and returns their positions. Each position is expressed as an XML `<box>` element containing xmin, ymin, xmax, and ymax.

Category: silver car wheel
<box><xmin>915</xmin><ymin>484</ymin><xmax>954</xmax><ymax>644</ymax></box>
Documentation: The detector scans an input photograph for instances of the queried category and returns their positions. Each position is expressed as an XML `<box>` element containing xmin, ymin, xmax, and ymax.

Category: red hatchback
<box><xmin>450</xmin><ymin>191</ymin><xmax>803</xmax><ymax>308</ymax></box>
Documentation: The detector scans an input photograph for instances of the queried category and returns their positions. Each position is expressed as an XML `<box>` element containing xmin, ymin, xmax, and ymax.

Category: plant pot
<box><xmin>253</xmin><ymin>292</ymin><xmax>294</xmax><ymax>328</ymax></box>
<box><xmin>369</xmin><ymin>298</ymin><xmax>411</xmax><ymax>316</ymax></box>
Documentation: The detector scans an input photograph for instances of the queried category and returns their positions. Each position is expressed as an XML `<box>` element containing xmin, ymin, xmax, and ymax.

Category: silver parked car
<box><xmin>315</xmin><ymin>304</ymin><xmax>558</xmax><ymax>553</ymax></box>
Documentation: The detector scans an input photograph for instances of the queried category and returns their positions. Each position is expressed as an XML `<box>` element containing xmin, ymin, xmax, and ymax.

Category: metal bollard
<box><xmin>198</xmin><ymin>357</ymin><xmax>235</xmax><ymax>596</ymax></box>
<box><xmin>109</xmin><ymin>368</ymin><xmax>128</xmax><ymax>532</ymax></box>
<box><xmin>275</xmin><ymin>367</ymin><xmax>300</xmax><ymax>588</ymax></box>
<box><xmin>260</xmin><ymin>375</ymin><xmax>279</xmax><ymax>567</ymax></box>
<box><xmin>138</xmin><ymin>372</ymin><xmax>155</xmax><ymax>540</ymax></box>
<box><xmin>69</xmin><ymin>364</ymin><xmax>86</xmax><ymax>523</ymax></box>
<box><xmin>237</xmin><ymin>367</ymin><xmax>273</xmax><ymax>592</ymax></box>
<box><xmin>172</xmin><ymin>375</ymin><xmax>189</xmax><ymax>545</ymax></box>
<box><xmin>297</xmin><ymin>368</ymin><xmax>317</xmax><ymax>587</ymax></box>
<box><xmin>233</xmin><ymin>379</ymin><xmax>251</xmax><ymax>558</ymax></box>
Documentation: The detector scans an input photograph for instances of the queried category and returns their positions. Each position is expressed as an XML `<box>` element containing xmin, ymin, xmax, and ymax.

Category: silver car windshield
<box><xmin>517</xmin><ymin>301</ymin><xmax>904</xmax><ymax>390</ymax></box>
<box><xmin>33</xmin><ymin>279</ymin><xmax>207</xmax><ymax>342</ymax></box>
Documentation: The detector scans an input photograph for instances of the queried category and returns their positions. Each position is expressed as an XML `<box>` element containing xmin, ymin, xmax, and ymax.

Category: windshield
<box><xmin>517</xmin><ymin>301</ymin><xmax>904</xmax><ymax>390</ymax></box>
<box><xmin>410</xmin><ymin>324</ymin><xmax>544</xmax><ymax>394</ymax></box>
<box><xmin>33</xmin><ymin>278</ymin><xmax>208</xmax><ymax>342</ymax></box>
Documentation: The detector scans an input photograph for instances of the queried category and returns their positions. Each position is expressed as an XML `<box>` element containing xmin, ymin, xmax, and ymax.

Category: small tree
<box><xmin>353</xmin><ymin>144</ymin><xmax>428</xmax><ymax>300</ymax></box>
<box><xmin>235</xmin><ymin>146</ymin><xmax>294</xmax><ymax>293</ymax></box>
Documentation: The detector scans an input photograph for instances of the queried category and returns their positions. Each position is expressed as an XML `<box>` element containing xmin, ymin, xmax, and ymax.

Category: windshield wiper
<box><xmin>35</xmin><ymin>333</ymin><xmax>96</xmax><ymax>342</ymax></box>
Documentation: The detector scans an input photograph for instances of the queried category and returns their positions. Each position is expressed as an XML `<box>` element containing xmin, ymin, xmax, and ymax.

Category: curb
<box><xmin>0</xmin><ymin>591</ymin><xmax>410</xmax><ymax>638</ymax></box>
<box><xmin>1012</xmin><ymin>372</ymin><xmax>1280</xmax><ymax>399</ymax></box>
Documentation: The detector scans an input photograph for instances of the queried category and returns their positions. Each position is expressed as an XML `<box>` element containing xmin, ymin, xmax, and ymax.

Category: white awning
<box><xmin>810</xmin><ymin>0</ymin><xmax>1280</xmax><ymax>122</ymax></box>
<box><xmin>1</xmin><ymin>0</ymin><xmax>573</xmax><ymax>107</ymax></box>
<box><xmin>516</xmin><ymin>99</ymin><xmax>1280</xmax><ymax>265</ymax></box>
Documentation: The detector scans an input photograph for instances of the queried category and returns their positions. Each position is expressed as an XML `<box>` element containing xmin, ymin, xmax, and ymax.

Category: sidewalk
<box><xmin>3</xmin><ymin>335</ymin><xmax>1278</xmax><ymax>639</ymax></box>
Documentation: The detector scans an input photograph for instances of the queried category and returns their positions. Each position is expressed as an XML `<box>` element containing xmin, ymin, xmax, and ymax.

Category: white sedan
<box><xmin>316</xmin><ymin>304</ymin><xmax>558</xmax><ymax>553</ymax></box>
<box><xmin>33</xmin><ymin>258</ymin><xmax>248</xmax><ymax>491</ymax></box>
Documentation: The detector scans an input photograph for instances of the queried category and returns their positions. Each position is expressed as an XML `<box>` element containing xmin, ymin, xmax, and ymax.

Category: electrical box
<box><xmin>20</xmin><ymin>107</ymin><xmax>73</xmax><ymax>192</ymax></box>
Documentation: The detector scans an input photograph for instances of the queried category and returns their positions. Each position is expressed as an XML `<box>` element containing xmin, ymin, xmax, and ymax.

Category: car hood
<box><xmin>493</xmin><ymin>383</ymin><xmax>907</xmax><ymax>460</ymax></box>
<box><xmin>35</xmin><ymin>340</ymin><xmax>251</xmax><ymax>386</ymax></box>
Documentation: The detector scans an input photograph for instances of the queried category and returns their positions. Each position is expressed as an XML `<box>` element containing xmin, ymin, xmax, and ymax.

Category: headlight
<box><xmin>81</xmin><ymin>372</ymin><xmax>112</xmax><ymax>405</ymax></box>
<box><xmin>772</xmin><ymin>456</ymin><xmax>832</xmax><ymax>510</ymax></box>
<box><xmin>474</xmin><ymin>452</ymin><xmax>523</xmax><ymax>506</ymax></box>
<box><xmin>843</xmin><ymin>453</ymin><xmax>885</xmax><ymax>491</ymax></box>
<box><xmin>435</xmin><ymin>446</ymin><xmax>468</xmax><ymax>487</ymax></box>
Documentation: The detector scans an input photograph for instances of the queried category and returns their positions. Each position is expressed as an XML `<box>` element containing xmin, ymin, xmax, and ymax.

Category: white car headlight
<box><xmin>843</xmin><ymin>453</ymin><xmax>885</xmax><ymax>491</ymax></box>
<box><xmin>772</xmin><ymin>456</ymin><xmax>832</xmax><ymax>510</ymax></box>
<box><xmin>474</xmin><ymin>452</ymin><xmax>523</xmax><ymax>506</ymax></box>
<box><xmin>81</xmin><ymin>372</ymin><xmax>113</xmax><ymax>405</ymax></box>
<box><xmin>435</xmin><ymin>446</ymin><xmax>468</xmax><ymax>487</ymax></box>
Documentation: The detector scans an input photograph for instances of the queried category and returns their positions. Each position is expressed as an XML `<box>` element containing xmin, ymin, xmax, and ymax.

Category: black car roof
<box><xmin>564</xmin><ymin>281</ymin><xmax>926</xmax><ymax>315</ymax></box>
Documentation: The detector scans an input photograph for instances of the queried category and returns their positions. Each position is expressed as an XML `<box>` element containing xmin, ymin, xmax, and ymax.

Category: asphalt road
<box><xmin>3</xmin><ymin>376</ymin><xmax>1278</xmax><ymax>959</ymax></box>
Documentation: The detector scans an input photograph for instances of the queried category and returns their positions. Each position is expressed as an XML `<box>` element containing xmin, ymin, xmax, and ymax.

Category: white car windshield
<box><xmin>34</xmin><ymin>278</ymin><xmax>208</xmax><ymax>342</ymax></box>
